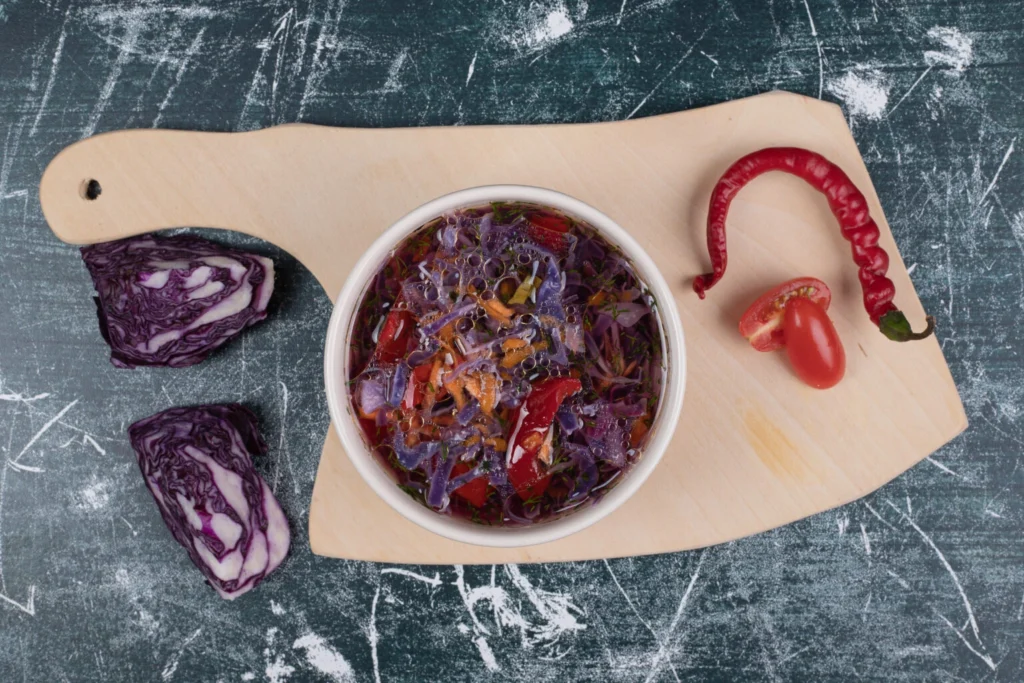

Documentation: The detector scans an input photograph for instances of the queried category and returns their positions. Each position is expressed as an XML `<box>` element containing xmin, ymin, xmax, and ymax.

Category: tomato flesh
<box><xmin>739</xmin><ymin>277</ymin><xmax>831</xmax><ymax>352</ymax></box>
<box><xmin>783</xmin><ymin>297</ymin><xmax>846</xmax><ymax>389</ymax></box>
<box><xmin>451</xmin><ymin>462</ymin><xmax>489</xmax><ymax>507</ymax></box>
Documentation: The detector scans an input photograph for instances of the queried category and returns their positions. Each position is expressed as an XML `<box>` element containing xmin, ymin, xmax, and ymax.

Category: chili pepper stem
<box><xmin>878</xmin><ymin>311</ymin><xmax>936</xmax><ymax>342</ymax></box>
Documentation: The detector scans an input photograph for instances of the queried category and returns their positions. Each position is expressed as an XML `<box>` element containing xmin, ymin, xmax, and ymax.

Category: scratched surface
<box><xmin>0</xmin><ymin>0</ymin><xmax>1022</xmax><ymax>681</ymax></box>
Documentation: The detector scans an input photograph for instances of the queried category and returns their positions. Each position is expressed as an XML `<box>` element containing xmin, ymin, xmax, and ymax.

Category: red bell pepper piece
<box><xmin>410</xmin><ymin>363</ymin><xmax>433</xmax><ymax>407</ymax></box>
<box><xmin>529</xmin><ymin>214</ymin><xmax>572</xmax><ymax>233</ymax></box>
<box><xmin>506</xmin><ymin>377</ymin><xmax>582</xmax><ymax>499</ymax></box>
<box><xmin>526</xmin><ymin>213</ymin><xmax>574</xmax><ymax>256</ymax></box>
<box><xmin>373</xmin><ymin>308</ymin><xmax>415</xmax><ymax>365</ymax></box>
<box><xmin>450</xmin><ymin>462</ymin><xmax>489</xmax><ymax>507</ymax></box>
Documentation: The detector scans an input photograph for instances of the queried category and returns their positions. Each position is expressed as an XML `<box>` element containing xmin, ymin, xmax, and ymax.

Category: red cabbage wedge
<box><xmin>81</xmin><ymin>234</ymin><xmax>275</xmax><ymax>368</ymax></box>
<box><xmin>128</xmin><ymin>404</ymin><xmax>290</xmax><ymax>600</ymax></box>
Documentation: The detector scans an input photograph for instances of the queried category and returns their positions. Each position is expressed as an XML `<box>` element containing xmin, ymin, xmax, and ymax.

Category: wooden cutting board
<box><xmin>40</xmin><ymin>91</ymin><xmax>966</xmax><ymax>564</ymax></box>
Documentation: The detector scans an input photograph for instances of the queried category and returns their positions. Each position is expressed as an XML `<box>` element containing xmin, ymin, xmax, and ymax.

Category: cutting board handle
<box><xmin>38</xmin><ymin>126</ymin><xmax>367</xmax><ymax>295</ymax></box>
<box><xmin>42</xmin><ymin>129</ymin><xmax>243</xmax><ymax>243</ymax></box>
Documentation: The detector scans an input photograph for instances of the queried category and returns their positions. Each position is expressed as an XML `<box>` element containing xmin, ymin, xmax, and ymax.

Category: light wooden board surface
<box><xmin>39</xmin><ymin>91</ymin><xmax>966</xmax><ymax>564</ymax></box>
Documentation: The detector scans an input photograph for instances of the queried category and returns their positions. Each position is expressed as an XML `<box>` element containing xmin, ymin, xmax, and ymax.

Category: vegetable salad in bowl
<box><xmin>346</xmin><ymin>200</ymin><xmax>667</xmax><ymax>527</ymax></box>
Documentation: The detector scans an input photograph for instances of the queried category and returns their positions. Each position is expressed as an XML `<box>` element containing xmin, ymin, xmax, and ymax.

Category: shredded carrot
<box><xmin>479</xmin><ymin>373</ymin><xmax>498</xmax><ymax>415</ymax></box>
<box><xmin>445</xmin><ymin>376</ymin><xmax>466</xmax><ymax>410</ymax></box>
<box><xmin>465</xmin><ymin>434</ymin><xmax>481</xmax><ymax>446</ymax></box>
<box><xmin>621</xmin><ymin>359</ymin><xmax>638</xmax><ymax>378</ymax></box>
<box><xmin>501</xmin><ymin>338</ymin><xmax>528</xmax><ymax>353</ymax></box>
<box><xmin>588</xmin><ymin>291</ymin><xmax>607</xmax><ymax>306</ymax></box>
<box><xmin>480</xmin><ymin>298</ymin><xmax>513</xmax><ymax>325</ymax></box>
<box><xmin>501</xmin><ymin>345</ymin><xmax>533</xmax><ymax>368</ymax></box>
<box><xmin>483</xmin><ymin>437</ymin><xmax>508</xmax><ymax>451</ymax></box>
<box><xmin>630</xmin><ymin>417</ymin><xmax>650</xmax><ymax>447</ymax></box>
<box><xmin>463</xmin><ymin>373</ymin><xmax>482</xmax><ymax>400</ymax></box>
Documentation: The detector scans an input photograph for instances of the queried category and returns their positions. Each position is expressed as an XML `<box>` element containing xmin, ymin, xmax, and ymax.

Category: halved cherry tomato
<box><xmin>374</xmin><ymin>308</ymin><xmax>415</xmax><ymax>364</ymax></box>
<box><xmin>739</xmin><ymin>277</ymin><xmax>831</xmax><ymax>352</ymax></box>
<box><xmin>450</xmin><ymin>462</ymin><xmax>489</xmax><ymax>507</ymax></box>
<box><xmin>506</xmin><ymin>377</ymin><xmax>582</xmax><ymax>499</ymax></box>
<box><xmin>783</xmin><ymin>297</ymin><xmax>846</xmax><ymax>389</ymax></box>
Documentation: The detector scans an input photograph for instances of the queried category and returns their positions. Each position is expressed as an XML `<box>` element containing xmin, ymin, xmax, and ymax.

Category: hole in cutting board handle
<box><xmin>80</xmin><ymin>179</ymin><xmax>102</xmax><ymax>201</ymax></box>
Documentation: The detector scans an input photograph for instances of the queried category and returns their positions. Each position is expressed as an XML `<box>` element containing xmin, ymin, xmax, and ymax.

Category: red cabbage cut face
<box><xmin>81</xmin><ymin>234</ymin><xmax>275</xmax><ymax>368</ymax></box>
<box><xmin>128</xmin><ymin>404</ymin><xmax>290</xmax><ymax>600</ymax></box>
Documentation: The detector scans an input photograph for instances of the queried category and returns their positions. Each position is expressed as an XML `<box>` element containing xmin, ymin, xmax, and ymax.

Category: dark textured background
<box><xmin>1</xmin><ymin>1</ymin><xmax>1022</xmax><ymax>681</ymax></box>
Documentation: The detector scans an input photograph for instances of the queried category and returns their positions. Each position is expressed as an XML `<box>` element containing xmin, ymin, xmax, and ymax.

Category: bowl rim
<box><xmin>324</xmin><ymin>184</ymin><xmax>686</xmax><ymax>548</ymax></box>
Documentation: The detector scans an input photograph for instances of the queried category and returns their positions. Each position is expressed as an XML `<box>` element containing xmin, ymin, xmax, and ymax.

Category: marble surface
<box><xmin>0</xmin><ymin>0</ymin><xmax>1021</xmax><ymax>680</ymax></box>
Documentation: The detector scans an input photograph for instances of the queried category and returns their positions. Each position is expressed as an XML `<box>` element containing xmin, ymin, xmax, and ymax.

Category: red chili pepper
<box><xmin>450</xmin><ymin>462</ymin><xmax>489</xmax><ymax>507</ymax></box>
<box><xmin>373</xmin><ymin>308</ymin><xmax>415</xmax><ymax>364</ymax></box>
<box><xmin>693</xmin><ymin>147</ymin><xmax>935</xmax><ymax>342</ymax></box>
<box><xmin>506</xmin><ymin>377</ymin><xmax>582</xmax><ymax>499</ymax></box>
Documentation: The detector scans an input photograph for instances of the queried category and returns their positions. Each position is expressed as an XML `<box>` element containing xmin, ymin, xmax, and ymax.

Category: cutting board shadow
<box><xmin>39</xmin><ymin>91</ymin><xmax>966</xmax><ymax>564</ymax></box>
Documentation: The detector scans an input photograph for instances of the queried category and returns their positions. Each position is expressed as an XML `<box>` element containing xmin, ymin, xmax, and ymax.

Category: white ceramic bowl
<box><xmin>324</xmin><ymin>185</ymin><xmax>686</xmax><ymax>548</ymax></box>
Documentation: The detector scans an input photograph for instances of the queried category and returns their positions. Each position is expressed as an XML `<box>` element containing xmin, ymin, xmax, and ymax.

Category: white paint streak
<box><xmin>30</xmin><ymin>7</ymin><xmax>70</xmax><ymax>137</ymax></box>
<box><xmin>802</xmin><ymin>0</ymin><xmax>824</xmax><ymax>99</ymax></box>
<box><xmin>9</xmin><ymin>399</ymin><xmax>77</xmax><ymax>467</ymax></box>
<box><xmin>380</xmin><ymin>567</ymin><xmax>442</xmax><ymax>587</ymax></box>
<box><xmin>474</xmin><ymin>636</ymin><xmax>500</xmax><ymax>671</ymax></box>
<box><xmin>152</xmin><ymin>28</ymin><xmax>206</xmax><ymax>128</ymax></box>
<box><xmin>886</xmin><ymin>65</ymin><xmax>932</xmax><ymax>118</ymax></box>
<box><xmin>0</xmin><ymin>584</ymin><xmax>36</xmax><ymax>616</ymax></box>
<box><xmin>292</xmin><ymin>633</ymin><xmax>354</xmax><ymax>682</ymax></box>
<box><xmin>161</xmin><ymin>627</ymin><xmax>202</xmax><ymax>680</ymax></box>
<box><xmin>886</xmin><ymin>569</ymin><xmax>911</xmax><ymax>590</ymax></box>
<box><xmin>84</xmin><ymin>21</ymin><xmax>143</xmax><ymax>138</ymax></box>
<box><xmin>644</xmin><ymin>550</ymin><xmax>706</xmax><ymax>683</ymax></box>
<box><xmin>82</xmin><ymin>434</ymin><xmax>107</xmax><ymax>456</ymax></box>
<box><xmin>368</xmin><ymin>585</ymin><xmax>382</xmax><ymax>683</ymax></box>
<box><xmin>617</xmin><ymin>0</ymin><xmax>628</xmax><ymax>26</ymax></box>
<box><xmin>604</xmin><ymin>559</ymin><xmax>680</xmax><ymax>682</ymax></box>
<box><xmin>936</xmin><ymin>613</ymin><xmax>996</xmax><ymax>670</ymax></box>
<box><xmin>276</xmin><ymin>381</ymin><xmax>298</xmax><ymax>495</ymax></box>
<box><xmin>926</xmin><ymin>456</ymin><xmax>962</xmax><ymax>478</ymax></box>
<box><xmin>924</xmin><ymin>26</ymin><xmax>974</xmax><ymax>73</ymax></box>
<box><xmin>887</xmin><ymin>501</ymin><xmax>982</xmax><ymax>646</ymax></box>
<box><xmin>627</xmin><ymin>27</ymin><xmax>708</xmax><ymax>119</ymax></box>
<box><xmin>465</xmin><ymin>51</ymin><xmax>478</xmax><ymax>86</ymax></box>
<box><xmin>270</xmin><ymin>600</ymin><xmax>286</xmax><ymax>616</ymax></box>
<box><xmin>979</xmin><ymin>139</ymin><xmax>1016</xmax><ymax>205</ymax></box>
<box><xmin>827</xmin><ymin>69</ymin><xmax>890</xmax><ymax>120</ymax></box>
<box><xmin>7</xmin><ymin>462</ymin><xmax>43</xmax><ymax>474</ymax></box>
<box><xmin>382</xmin><ymin>48</ymin><xmax>409</xmax><ymax>93</ymax></box>
<box><xmin>860</xmin><ymin>523</ymin><xmax>871</xmax><ymax>556</ymax></box>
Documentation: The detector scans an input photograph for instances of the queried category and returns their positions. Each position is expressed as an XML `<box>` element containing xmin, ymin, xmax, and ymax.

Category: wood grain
<box><xmin>39</xmin><ymin>91</ymin><xmax>967</xmax><ymax>564</ymax></box>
